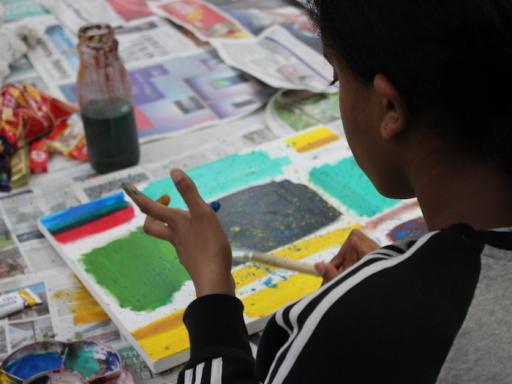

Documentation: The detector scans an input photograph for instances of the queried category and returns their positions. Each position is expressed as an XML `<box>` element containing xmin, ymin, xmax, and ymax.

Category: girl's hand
<box><xmin>124</xmin><ymin>169</ymin><xmax>235</xmax><ymax>297</ymax></box>
<box><xmin>315</xmin><ymin>230</ymin><xmax>379</xmax><ymax>284</ymax></box>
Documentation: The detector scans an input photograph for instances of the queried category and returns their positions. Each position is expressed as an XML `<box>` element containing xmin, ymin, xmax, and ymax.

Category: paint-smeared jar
<box><xmin>77</xmin><ymin>24</ymin><xmax>140</xmax><ymax>174</ymax></box>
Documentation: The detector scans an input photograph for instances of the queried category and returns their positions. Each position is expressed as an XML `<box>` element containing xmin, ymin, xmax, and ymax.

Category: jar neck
<box><xmin>78</xmin><ymin>44</ymin><xmax>121</xmax><ymax>68</ymax></box>
<box><xmin>78</xmin><ymin>24</ymin><xmax>120</xmax><ymax>67</ymax></box>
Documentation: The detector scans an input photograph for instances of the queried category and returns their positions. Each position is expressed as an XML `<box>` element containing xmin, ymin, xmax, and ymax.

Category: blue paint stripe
<box><xmin>41</xmin><ymin>193</ymin><xmax>128</xmax><ymax>233</ymax></box>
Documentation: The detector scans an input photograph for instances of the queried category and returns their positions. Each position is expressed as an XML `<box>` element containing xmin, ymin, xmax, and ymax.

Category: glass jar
<box><xmin>77</xmin><ymin>24</ymin><xmax>140</xmax><ymax>174</ymax></box>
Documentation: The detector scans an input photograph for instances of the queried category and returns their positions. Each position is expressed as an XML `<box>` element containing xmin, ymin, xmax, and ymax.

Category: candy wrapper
<box><xmin>0</xmin><ymin>83</ymin><xmax>86</xmax><ymax>190</ymax></box>
<box><xmin>30</xmin><ymin>118</ymin><xmax>88</xmax><ymax>174</ymax></box>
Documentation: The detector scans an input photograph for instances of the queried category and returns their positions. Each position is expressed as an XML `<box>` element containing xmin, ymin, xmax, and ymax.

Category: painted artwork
<box><xmin>39</xmin><ymin>126</ymin><xmax>409</xmax><ymax>373</ymax></box>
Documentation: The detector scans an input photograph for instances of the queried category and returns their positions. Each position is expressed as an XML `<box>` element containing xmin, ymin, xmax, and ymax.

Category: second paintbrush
<box><xmin>232</xmin><ymin>250</ymin><xmax>320</xmax><ymax>276</ymax></box>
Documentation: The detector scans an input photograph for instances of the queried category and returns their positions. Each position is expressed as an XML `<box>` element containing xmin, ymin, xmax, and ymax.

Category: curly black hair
<box><xmin>309</xmin><ymin>1</ymin><xmax>512</xmax><ymax>172</ymax></box>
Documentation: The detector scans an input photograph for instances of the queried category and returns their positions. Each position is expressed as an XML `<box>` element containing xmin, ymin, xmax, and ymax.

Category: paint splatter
<box><xmin>81</xmin><ymin>229</ymin><xmax>189</xmax><ymax>312</ymax></box>
<box><xmin>286</xmin><ymin>126</ymin><xmax>340</xmax><ymax>153</ymax></box>
<box><xmin>4</xmin><ymin>352</ymin><xmax>62</xmax><ymax>380</ymax></box>
<box><xmin>387</xmin><ymin>217</ymin><xmax>428</xmax><ymax>242</ymax></box>
<box><xmin>217</xmin><ymin>180</ymin><xmax>341</xmax><ymax>252</ymax></box>
<box><xmin>142</xmin><ymin>151</ymin><xmax>291</xmax><ymax>208</ymax></box>
<box><xmin>52</xmin><ymin>280</ymin><xmax>110</xmax><ymax>325</ymax></box>
<box><xmin>310</xmin><ymin>157</ymin><xmax>400</xmax><ymax>217</ymax></box>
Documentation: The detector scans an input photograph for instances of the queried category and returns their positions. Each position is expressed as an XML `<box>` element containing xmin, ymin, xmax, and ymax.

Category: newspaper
<box><xmin>26</xmin><ymin>15</ymin><xmax>199</xmax><ymax>93</ymax></box>
<box><xmin>212</xmin><ymin>25</ymin><xmax>333</xmax><ymax>91</ymax></box>
<box><xmin>40</xmin><ymin>0</ymin><xmax>156</xmax><ymax>33</ymax></box>
<box><xmin>24</xmin><ymin>15</ymin><xmax>79</xmax><ymax>94</ymax></box>
<box><xmin>39</xmin><ymin>0</ymin><xmax>126</xmax><ymax>34</ymax></box>
<box><xmin>56</xmin><ymin>48</ymin><xmax>274</xmax><ymax>142</ymax></box>
<box><xmin>265</xmin><ymin>89</ymin><xmax>342</xmax><ymax>134</ymax></box>
<box><xmin>150</xmin><ymin>0</ymin><xmax>252</xmax><ymax>41</ymax></box>
<box><xmin>114</xmin><ymin>17</ymin><xmax>199</xmax><ymax>64</ymax></box>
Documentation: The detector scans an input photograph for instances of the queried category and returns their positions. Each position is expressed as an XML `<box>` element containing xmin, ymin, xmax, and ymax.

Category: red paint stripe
<box><xmin>54</xmin><ymin>206</ymin><xmax>135</xmax><ymax>244</ymax></box>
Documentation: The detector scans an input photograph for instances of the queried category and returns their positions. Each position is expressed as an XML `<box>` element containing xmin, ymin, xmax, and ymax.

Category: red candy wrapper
<box><xmin>29</xmin><ymin>119</ymin><xmax>88</xmax><ymax>174</ymax></box>
<box><xmin>0</xmin><ymin>83</ymin><xmax>85</xmax><ymax>188</ymax></box>
<box><xmin>0</xmin><ymin>84</ymin><xmax>78</xmax><ymax>150</ymax></box>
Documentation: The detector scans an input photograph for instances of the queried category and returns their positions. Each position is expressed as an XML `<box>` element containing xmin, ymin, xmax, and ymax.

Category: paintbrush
<box><xmin>232</xmin><ymin>250</ymin><xmax>320</xmax><ymax>276</ymax></box>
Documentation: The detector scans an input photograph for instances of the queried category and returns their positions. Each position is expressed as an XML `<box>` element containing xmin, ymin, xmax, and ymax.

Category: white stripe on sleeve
<box><xmin>211</xmin><ymin>358</ymin><xmax>223</xmax><ymax>384</ymax></box>
<box><xmin>194</xmin><ymin>362</ymin><xmax>205</xmax><ymax>384</ymax></box>
<box><xmin>184</xmin><ymin>368</ymin><xmax>194</xmax><ymax>384</ymax></box>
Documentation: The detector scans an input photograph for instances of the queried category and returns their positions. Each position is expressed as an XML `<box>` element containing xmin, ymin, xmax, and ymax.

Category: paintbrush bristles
<box><xmin>233</xmin><ymin>251</ymin><xmax>320</xmax><ymax>277</ymax></box>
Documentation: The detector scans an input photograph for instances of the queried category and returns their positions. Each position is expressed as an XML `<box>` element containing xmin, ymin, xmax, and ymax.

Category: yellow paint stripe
<box><xmin>286</xmin><ymin>127</ymin><xmax>340</xmax><ymax>153</ymax></box>
<box><xmin>242</xmin><ymin>274</ymin><xmax>322</xmax><ymax>318</ymax></box>
<box><xmin>233</xmin><ymin>225</ymin><xmax>358</xmax><ymax>288</ymax></box>
<box><xmin>133</xmin><ymin>225</ymin><xmax>359</xmax><ymax>360</ymax></box>
<box><xmin>132</xmin><ymin>310</ymin><xmax>189</xmax><ymax>361</ymax></box>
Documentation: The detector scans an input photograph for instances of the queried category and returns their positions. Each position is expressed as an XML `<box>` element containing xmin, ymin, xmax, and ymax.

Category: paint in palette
<box><xmin>2</xmin><ymin>342</ymin><xmax>66</xmax><ymax>381</ymax></box>
<box><xmin>40</xmin><ymin>193</ymin><xmax>134</xmax><ymax>244</ymax></box>
<box><xmin>0</xmin><ymin>341</ymin><xmax>122</xmax><ymax>383</ymax></box>
<box><xmin>63</xmin><ymin>341</ymin><xmax>121</xmax><ymax>381</ymax></box>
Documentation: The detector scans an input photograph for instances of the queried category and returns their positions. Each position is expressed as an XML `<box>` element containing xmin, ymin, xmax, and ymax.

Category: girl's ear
<box><xmin>373</xmin><ymin>74</ymin><xmax>408</xmax><ymax>140</ymax></box>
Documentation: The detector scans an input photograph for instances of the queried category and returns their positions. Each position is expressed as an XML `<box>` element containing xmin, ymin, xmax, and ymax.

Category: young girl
<box><xmin>125</xmin><ymin>1</ymin><xmax>512</xmax><ymax>383</ymax></box>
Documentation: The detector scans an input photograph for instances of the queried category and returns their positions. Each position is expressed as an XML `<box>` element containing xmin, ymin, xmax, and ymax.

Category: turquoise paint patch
<box><xmin>143</xmin><ymin>151</ymin><xmax>291</xmax><ymax>208</ymax></box>
<box><xmin>310</xmin><ymin>157</ymin><xmax>400</xmax><ymax>217</ymax></box>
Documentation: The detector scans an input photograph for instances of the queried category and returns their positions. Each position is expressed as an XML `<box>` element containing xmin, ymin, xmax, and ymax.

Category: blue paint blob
<box><xmin>263</xmin><ymin>277</ymin><xmax>277</xmax><ymax>288</ymax></box>
<box><xmin>4</xmin><ymin>352</ymin><xmax>62</xmax><ymax>380</ymax></box>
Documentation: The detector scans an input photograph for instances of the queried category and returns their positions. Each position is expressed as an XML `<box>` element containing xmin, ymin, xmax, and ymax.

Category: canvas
<box><xmin>39</xmin><ymin>126</ymin><xmax>408</xmax><ymax>373</ymax></box>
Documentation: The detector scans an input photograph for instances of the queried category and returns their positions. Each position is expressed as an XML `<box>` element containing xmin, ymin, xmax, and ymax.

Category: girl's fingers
<box><xmin>170</xmin><ymin>169</ymin><xmax>209</xmax><ymax>216</ymax></box>
<box><xmin>143</xmin><ymin>216</ymin><xmax>175</xmax><ymax>243</ymax></box>
<box><xmin>315</xmin><ymin>262</ymin><xmax>340</xmax><ymax>284</ymax></box>
<box><xmin>122</xmin><ymin>183</ymin><xmax>178</xmax><ymax>224</ymax></box>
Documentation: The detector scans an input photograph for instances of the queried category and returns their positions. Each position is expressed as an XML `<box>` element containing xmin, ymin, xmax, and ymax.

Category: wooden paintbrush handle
<box><xmin>252</xmin><ymin>253</ymin><xmax>320</xmax><ymax>276</ymax></box>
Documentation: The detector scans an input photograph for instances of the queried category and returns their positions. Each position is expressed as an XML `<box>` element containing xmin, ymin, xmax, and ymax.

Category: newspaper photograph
<box><xmin>106</xmin><ymin>0</ymin><xmax>154</xmax><ymax>22</ymax></box>
<box><xmin>0</xmin><ymin>272</ymin><xmax>56</xmax><ymax>359</ymax></box>
<box><xmin>151</xmin><ymin>0</ymin><xmax>252</xmax><ymax>41</ymax></box>
<box><xmin>265</xmin><ymin>89</ymin><xmax>341</xmax><ymax>133</ymax></box>
<box><xmin>58</xmin><ymin>48</ymin><xmax>274</xmax><ymax>142</ymax></box>
<box><xmin>207</xmin><ymin>0</ymin><xmax>320</xmax><ymax>52</ymax></box>
<box><xmin>213</xmin><ymin>25</ymin><xmax>333</xmax><ymax>91</ymax></box>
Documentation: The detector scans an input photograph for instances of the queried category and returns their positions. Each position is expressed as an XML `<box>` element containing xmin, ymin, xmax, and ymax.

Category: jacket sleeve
<box><xmin>178</xmin><ymin>294</ymin><xmax>260</xmax><ymax>384</ymax></box>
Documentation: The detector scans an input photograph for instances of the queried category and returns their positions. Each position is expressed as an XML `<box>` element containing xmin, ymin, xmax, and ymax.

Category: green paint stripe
<box><xmin>80</xmin><ymin>228</ymin><xmax>189</xmax><ymax>312</ymax></box>
<box><xmin>310</xmin><ymin>156</ymin><xmax>400</xmax><ymax>217</ymax></box>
